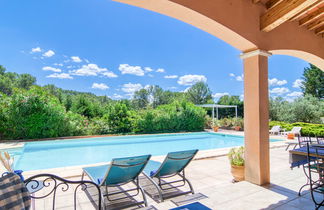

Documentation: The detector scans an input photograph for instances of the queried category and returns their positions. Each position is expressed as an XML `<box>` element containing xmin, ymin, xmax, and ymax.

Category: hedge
<box><xmin>269</xmin><ymin>121</ymin><xmax>324</xmax><ymax>137</ymax></box>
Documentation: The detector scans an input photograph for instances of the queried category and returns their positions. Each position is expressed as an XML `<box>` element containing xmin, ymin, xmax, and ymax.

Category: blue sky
<box><xmin>0</xmin><ymin>0</ymin><xmax>308</xmax><ymax>101</ymax></box>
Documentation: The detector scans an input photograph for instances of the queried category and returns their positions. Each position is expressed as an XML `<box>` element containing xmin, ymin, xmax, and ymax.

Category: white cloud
<box><xmin>229</xmin><ymin>73</ymin><xmax>243</xmax><ymax>81</ymax></box>
<box><xmin>92</xmin><ymin>83</ymin><xmax>109</xmax><ymax>90</ymax></box>
<box><xmin>164</xmin><ymin>75</ymin><xmax>178</xmax><ymax>79</ymax></box>
<box><xmin>144</xmin><ymin>85</ymin><xmax>151</xmax><ymax>90</ymax></box>
<box><xmin>287</xmin><ymin>91</ymin><xmax>303</xmax><ymax>97</ymax></box>
<box><xmin>71</xmin><ymin>56</ymin><xmax>82</xmax><ymax>63</ymax></box>
<box><xmin>144</xmin><ymin>67</ymin><xmax>153</xmax><ymax>72</ymax></box>
<box><xmin>270</xmin><ymin>87</ymin><xmax>290</xmax><ymax>95</ymax></box>
<box><xmin>235</xmin><ymin>75</ymin><xmax>244</xmax><ymax>81</ymax></box>
<box><xmin>31</xmin><ymin>47</ymin><xmax>42</xmax><ymax>53</ymax></box>
<box><xmin>42</xmin><ymin>66</ymin><xmax>61</xmax><ymax>72</ymax></box>
<box><xmin>71</xmin><ymin>64</ymin><xmax>116</xmax><ymax>77</ymax></box>
<box><xmin>53</xmin><ymin>63</ymin><xmax>63</xmax><ymax>67</ymax></box>
<box><xmin>111</xmin><ymin>93</ymin><xmax>123</xmax><ymax>99</ymax></box>
<box><xmin>181</xmin><ymin>87</ymin><xmax>191</xmax><ymax>92</ymax></box>
<box><xmin>119</xmin><ymin>64</ymin><xmax>144</xmax><ymax>76</ymax></box>
<box><xmin>268</xmin><ymin>78</ymin><xmax>287</xmax><ymax>86</ymax></box>
<box><xmin>121</xmin><ymin>83</ymin><xmax>143</xmax><ymax>94</ymax></box>
<box><xmin>293</xmin><ymin>79</ymin><xmax>303</xmax><ymax>88</ymax></box>
<box><xmin>148</xmin><ymin>74</ymin><xmax>154</xmax><ymax>77</ymax></box>
<box><xmin>177</xmin><ymin>74</ymin><xmax>207</xmax><ymax>86</ymax></box>
<box><xmin>85</xmin><ymin>59</ymin><xmax>90</xmax><ymax>63</ymax></box>
<box><xmin>46</xmin><ymin>73</ymin><xmax>73</xmax><ymax>79</ymax></box>
<box><xmin>156</xmin><ymin>68</ymin><xmax>165</xmax><ymax>73</ymax></box>
<box><xmin>213</xmin><ymin>92</ymin><xmax>229</xmax><ymax>98</ymax></box>
<box><xmin>42</xmin><ymin>50</ymin><xmax>55</xmax><ymax>57</ymax></box>
<box><xmin>101</xmin><ymin>71</ymin><xmax>118</xmax><ymax>78</ymax></box>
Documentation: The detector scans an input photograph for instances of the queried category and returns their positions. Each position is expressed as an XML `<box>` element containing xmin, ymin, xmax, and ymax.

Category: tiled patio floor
<box><xmin>27</xmin><ymin>147</ymin><xmax>324</xmax><ymax>209</ymax></box>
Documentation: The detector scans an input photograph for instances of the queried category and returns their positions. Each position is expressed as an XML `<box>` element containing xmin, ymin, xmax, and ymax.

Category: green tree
<box><xmin>290</xmin><ymin>95</ymin><xmax>324</xmax><ymax>123</ymax></box>
<box><xmin>0</xmin><ymin>65</ymin><xmax>6</xmax><ymax>75</ymax></box>
<box><xmin>269</xmin><ymin>97</ymin><xmax>291</xmax><ymax>121</ymax></box>
<box><xmin>269</xmin><ymin>95</ymin><xmax>323</xmax><ymax>123</ymax></box>
<box><xmin>148</xmin><ymin>85</ymin><xmax>168</xmax><ymax>108</ymax></box>
<box><xmin>16</xmin><ymin>74</ymin><xmax>36</xmax><ymax>90</ymax></box>
<box><xmin>301</xmin><ymin>64</ymin><xmax>324</xmax><ymax>99</ymax></box>
<box><xmin>0</xmin><ymin>74</ymin><xmax>14</xmax><ymax>95</ymax></box>
<box><xmin>133</xmin><ymin>89</ymin><xmax>149</xmax><ymax>109</ymax></box>
<box><xmin>217</xmin><ymin>95</ymin><xmax>244</xmax><ymax>118</ymax></box>
<box><xmin>71</xmin><ymin>95</ymin><xmax>96</xmax><ymax>118</ymax></box>
<box><xmin>186</xmin><ymin>82</ymin><xmax>212</xmax><ymax>104</ymax></box>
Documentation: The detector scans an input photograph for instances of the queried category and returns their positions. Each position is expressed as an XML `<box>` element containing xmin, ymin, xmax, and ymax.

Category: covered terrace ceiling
<box><xmin>254</xmin><ymin>0</ymin><xmax>324</xmax><ymax>36</ymax></box>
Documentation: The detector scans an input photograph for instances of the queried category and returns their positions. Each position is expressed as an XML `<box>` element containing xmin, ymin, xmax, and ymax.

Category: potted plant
<box><xmin>213</xmin><ymin>119</ymin><xmax>220</xmax><ymax>132</ymax></box>
<box><xmin>287</xmin><ymin>133</ymin><xmax>295</xmax><ymax>140</ymax></box>
<box><xmin>228</xmin><ymin>146</ymin><xmax>245</xmax><ymax>182</ymax></box>
<box><xmin>233</xmin><ymin>117</ymin><xmax>244</xmax><ymax>131</ymax></box>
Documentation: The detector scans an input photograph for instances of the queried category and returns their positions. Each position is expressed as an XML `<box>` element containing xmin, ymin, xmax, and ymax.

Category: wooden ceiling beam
<box><xmin>266</xmin><ymin>0</ymin><xmax>285</xmax><ymax>9</ymax></box>
<box><xmin>315</xmin><ymin>24</ymin><xmax>324</xmax><ymax>34</ymax></box>
<box><xmin>290</xmin><ymin>1</ymin><xmax>324</xmax><ymax>21</ymax></box>
<box><xmin>299</xmin><ymin>7</ymin><xmax>324</xmax><ymax>26</ymax></box>
<box><xmin>307</xmin><ymin>18</ymin><xmax>324</xmax><ymax>30</ymax></box>
<box><xmin>252</xmin><ymin>0</ymin><xmax>262</xmax><ymax>3</ymax></box>
<box><xmin>261</xmin><ymin>0</ymin><xmax>319</xmax><ymax>32</ymax></box>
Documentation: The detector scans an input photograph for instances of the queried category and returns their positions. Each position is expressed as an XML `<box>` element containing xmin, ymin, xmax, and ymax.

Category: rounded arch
<box><xmin>270</xmin><ymin>50</ymin><xmax>324</xmax><ymax>70</ymax></box>
<box><xmin>114</xmin><ymin>0</ymin><xmax>324</xmax><ymax>70</ymax></box>
<box><xmin>113</xmin><ymin>0</ymin><xmax>257</xmax><ymax>51</ymax></box>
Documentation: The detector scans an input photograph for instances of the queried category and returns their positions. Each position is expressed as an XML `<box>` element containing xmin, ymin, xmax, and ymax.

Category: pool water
<box><xmin>6</xmin><ymin>132</ymin><xmax>280</xmax><ymax>171</ymax></box>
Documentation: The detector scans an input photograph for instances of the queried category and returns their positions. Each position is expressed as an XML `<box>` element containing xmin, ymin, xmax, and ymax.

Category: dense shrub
<box><xmin>0</xmin><ymin>87</ymin><xmax>69</xmax><ymax>139</ymax></box>
<box><xmin>136</xmin><ymin>101</ymin><xmax>206</xmax><ymax>133</ymax></box>
<box><xmin>64</xmin><ymin>111</ymin><xmax>89</xmax><ymax>136</ymax></box>
<box><xmin>103</xmin><ymin>102</ymin><xmax>137</xmax><ymax>133</ymax></box>
<box><xmin>269</xmin><ymin>121</ymin><xmax>324</xmax><ymax>137</ymax></box>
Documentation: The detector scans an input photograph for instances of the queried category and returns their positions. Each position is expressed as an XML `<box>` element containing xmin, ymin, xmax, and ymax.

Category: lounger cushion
<box><xmin>83</xmin><ymin>164</ymin><xmax>110</xmax><ymax>184</ymax></box>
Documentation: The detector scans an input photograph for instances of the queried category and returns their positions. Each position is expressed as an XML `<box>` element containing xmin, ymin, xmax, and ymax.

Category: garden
<box><xmin>0</xmin><ymin>64</ymin><xmax>323</xmax><ymax>140</ymax></box>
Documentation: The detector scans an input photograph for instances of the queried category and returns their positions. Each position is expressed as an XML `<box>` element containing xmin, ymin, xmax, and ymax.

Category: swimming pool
<box><xmin>6</xmin><ymin>132</ymin><xmax>280</xmax><ymax>171</ymax></box>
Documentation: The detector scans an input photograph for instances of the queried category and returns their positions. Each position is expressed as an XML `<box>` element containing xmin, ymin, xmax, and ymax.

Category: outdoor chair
<box><xmin>306</xmin><ymin>143</ymin><xmax>324</xmax><ymax>209</ymax></box>
<box><xmin>142</xmin><ymin>149</ymin><xmax>198</xmax><ymax>202</ymax></box>
<box><xmin>281</xmin><ymin>126</ymin><xmax>302</xmax><ymax>137</ymax></box>
<box><xmin>286</xmin><ymin>136</ymin><xmax>313</xmax><ymax>151</ymax></box>
<box><xmin>269</xmin><ymin>125</ymin><xmax>281</xmax><ymax>135</ymax></box>
<box><xmin>316</xmin><ymin>136</ymin><xmax>324</xmax><ymax>144</ymax></box>
<box><xmin>82</xmin><ymin>154</ymin><xmax>151</xmax><ymax>209</ymax></box>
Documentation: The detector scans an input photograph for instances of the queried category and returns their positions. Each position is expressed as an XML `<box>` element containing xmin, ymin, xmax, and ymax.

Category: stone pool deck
<box><xmin>1</xmin><ymin>131</ymin><xmax>311</xmax><ymax>209</ymax></box>
<box><xmin>24</xmin><ymin>147</ymin><xmax>318</xmax><ymax>210</ymax></box>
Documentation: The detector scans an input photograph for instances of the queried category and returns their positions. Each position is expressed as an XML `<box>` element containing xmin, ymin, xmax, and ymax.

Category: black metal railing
<box><xmin>24</xmin><ymin>173</ymin><xmax>102</xmax><ymax>210</ymax></box>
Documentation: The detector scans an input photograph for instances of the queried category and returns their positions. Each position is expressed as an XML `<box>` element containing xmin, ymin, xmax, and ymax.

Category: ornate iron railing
<box><xmin>24</xmin><ymin>173</ymin><xmax>102</xmax><ymax>210</ymax></box>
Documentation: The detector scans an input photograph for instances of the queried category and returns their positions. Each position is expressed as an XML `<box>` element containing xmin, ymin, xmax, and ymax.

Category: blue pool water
<box><xmin>6</xmin><ymin>132</ymin><xmax>280</xmax><ymax>171</ymax></box>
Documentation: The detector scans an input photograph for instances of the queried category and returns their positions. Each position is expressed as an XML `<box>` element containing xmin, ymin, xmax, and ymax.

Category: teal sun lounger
<box><xmin>82</xmin><ymin>154</ymin><xmax>151</xmax><ymax>209</ymax></box>
<box><xmin>143</xmin><ymin>149</ymin><xmax>198</xmax><ymax>202</ymax></box>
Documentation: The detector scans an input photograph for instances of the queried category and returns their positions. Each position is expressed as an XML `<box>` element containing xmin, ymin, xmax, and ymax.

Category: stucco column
<box><xmin>240</xmin><ymin>49</ymin><xmax>271</xmax><ymax>185</ymax></box>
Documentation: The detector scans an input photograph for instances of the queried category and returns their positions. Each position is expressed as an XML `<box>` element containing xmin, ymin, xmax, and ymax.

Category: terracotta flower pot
<box><xmin>231</xmin><ymin>165</ymin><xmax>245</xmax><ymax>182</ymax></box>
<box><xmin>287</xmin><ymin>133</ymin><xmax>295</xmax><ymax>140</ymax></box>
<box><xmin>213</xmin><ymin>126</ymin><xmax>219</xmax><ymax>132</ymax></box>
<box><xmin>234</xmin><ymin>126</ymin><xmax>241</xmax><ymax>131</ymax></box>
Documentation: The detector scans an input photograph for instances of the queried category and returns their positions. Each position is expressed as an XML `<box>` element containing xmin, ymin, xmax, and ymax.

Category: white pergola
<box><xmin>197</xmin><ymin>104</ymin><xmax>238</xmax><ymax>126</ymax></box>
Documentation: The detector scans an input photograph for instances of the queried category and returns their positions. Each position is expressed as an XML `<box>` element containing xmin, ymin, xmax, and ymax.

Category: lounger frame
<box><xmin>143</xmin><ymin>150</ymin><xmax>197</xmax><ymax>202</ymax></box>
<box><xmin>82</xmin><ymin>155</ymin><xmax>150</xmax><ymax>209</ymax></box>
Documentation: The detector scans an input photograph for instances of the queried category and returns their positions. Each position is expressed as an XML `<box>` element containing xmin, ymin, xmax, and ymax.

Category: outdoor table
<box><xmin>289</xmin><ymin>145</ymin><xmax>324</xmax><ymax>196</ymax></box>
